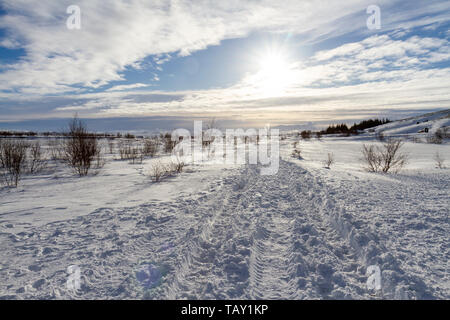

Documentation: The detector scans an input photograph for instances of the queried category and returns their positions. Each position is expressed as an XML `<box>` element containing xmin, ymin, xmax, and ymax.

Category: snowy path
<box><xmin>0</xmin><ymin>159</ymin><xmax>447</xmax><ymax>299</ymax></box>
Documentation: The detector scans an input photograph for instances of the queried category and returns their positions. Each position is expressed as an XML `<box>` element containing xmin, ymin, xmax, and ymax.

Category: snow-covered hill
<box><xmin>370</xmin><ymin>109</ymin><xmax>450</xmax><ymax>137</ymax></box>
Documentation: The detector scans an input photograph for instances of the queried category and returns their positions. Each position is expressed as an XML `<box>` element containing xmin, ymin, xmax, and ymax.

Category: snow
<box><xmin>372</xmin><ymin>109</ymin><xmax>450</xmax><ymax>136</ymax></box>
<box><xmin>0</xmin><ymin>112</ymin><xmax>449</xmax><ymax>299</ymax></box>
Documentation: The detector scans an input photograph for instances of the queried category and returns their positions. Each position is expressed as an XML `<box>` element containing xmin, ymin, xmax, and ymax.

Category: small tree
<box><xmin>0</xmin><ymin>139</ymin><xmax>28</xmax><ymax>187</ymax></box>
<box><xmin>28</xmin><ymin>141</ymin><xmax>46</xmax><ymax>174</ymax></box>
<box><xmin>64</xmin><ymin>116</ymin><xmax>101</xmax><ymax>176</ymax></box>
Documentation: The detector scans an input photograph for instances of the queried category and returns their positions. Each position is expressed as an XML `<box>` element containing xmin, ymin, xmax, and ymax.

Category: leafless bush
<box><xmin>427</xmin><ymin>130</ymin><xmax>443</xmax><ymax>144</ymax></box>
<box><xmin>93</xmin><ymin>147</ymin><xmax>105</xmax><ymax>169</ymax></box>
<box><xmin>143</xmin><ymin>138</ymin><xmax>159</xmax><ymax>157</ymax></box>
<box><xmin>362</xmin><ymin>144</ymin><xmax>381</xmax><ymax>172</ymax></box>
<box><xmin>434</xmin><ymin>151</ymin><xmax>445</xmax><ymax>169</ymax></box>
<box><xmin>49</xmin><ymin>139</ymin><xmax>66</xmax><ymax>161</ymax></box>
<box><xmin>164</xmin><ymin>135</ymin><xmax>176</xmax><ymax>153</ymax></box>
<box><xmin>443</xmin><ymin>127</ymin><xmax>450</xmax><ymax>138</ymax></box>
<box><xmin>118</xmin><ymin>141</ymin><xmax>143</xmax><ymax>164</ymax></box>
<box><xmin>118</xmin><ymin>142</ymin><xmax>131</xmax><ymax>159</ymax></box>
<box><xmin>108</xmin><ymin>139</ymin><xmax>115</xmax><ymax>154</ymax></box>
<box><xmin>149</xmin><ymin>156</ymin><xmax>186</xmax><ymax>182</ymax></box>
<box><xmin>324</xmin><ymin>152</ymin><xmax>335</xmax><ymax>169</ymax></box>
<box><xmin>28</xmin><ymin>141</ymin><xmax>46</xmax><ymax>174</ymax></box>
<box><xmin>0</xmin><ymin>139</ymin><xmax>28</xmax><ymax>187</ymax></box>
<box><xmin>149</xmin><ymin>160</ymin><xmax>166</xmax><ymax>182</ymax></box>
<box><xmin>291</xmin><ymin>141</ymin><xmax>302</xmax><ymax>159</ymax></box>
<box><xmin>130</xmin><ymin>148</ymin><xmax>143</xmax><ymax>164</ymax></box>
<box><xmin>362</xmin><ymin>140</ymin><xmax>408</xmax><ymax>173</ymax></box>
<box><xmin>63</xmin><ymin>116</ymin><xmax>101</xmax><ymax>176</ymax></box>
<box><xmin>169</xmin><ymin>157</ymin><xmax>185</xmax><ymax>173</ymax></box>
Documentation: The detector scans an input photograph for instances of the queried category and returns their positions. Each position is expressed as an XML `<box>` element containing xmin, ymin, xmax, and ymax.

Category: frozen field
<box><xmin>0</xmin><ymin>112</ymin><xmax>449</xmax><ymax>300</ymax></box>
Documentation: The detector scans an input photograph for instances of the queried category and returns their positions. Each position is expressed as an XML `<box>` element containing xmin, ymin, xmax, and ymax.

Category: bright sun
<box><xmin>255</xmin><ymin>50</ymin><xmax>294</xmax><ymax>97</ymax></box>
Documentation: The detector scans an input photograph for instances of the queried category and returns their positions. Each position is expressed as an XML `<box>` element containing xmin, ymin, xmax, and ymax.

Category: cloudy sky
<box><xmin>0</xmin><ymin>0</ymin><xmax>449</xmax><ymax>131</ymax></box>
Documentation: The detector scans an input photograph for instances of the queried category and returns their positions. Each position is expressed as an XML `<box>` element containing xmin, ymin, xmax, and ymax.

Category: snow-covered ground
<box><xmin>0</xmin><ymin>111</ymin><xmax>449</xmax><ymax>299</ymax></box>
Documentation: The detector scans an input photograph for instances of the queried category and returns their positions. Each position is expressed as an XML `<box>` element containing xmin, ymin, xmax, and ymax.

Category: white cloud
<box><xmin>2</xmin><ymin>32</ymin><xmax>450</xmax><ymax>122</ymax></box>
<box><xmin>1</xmin><ymin>0</ymin><xmax>449</xmax><ymax>95</ymax></box>
<box><xmin>0</xmin><ymin>1</ymin><xmax>449</xmax><ymax>122</ymax></box>
<box><xmin>106</xmin><ymin>83</ymin><xmax>150</xmax><ymax>92</ymax></box>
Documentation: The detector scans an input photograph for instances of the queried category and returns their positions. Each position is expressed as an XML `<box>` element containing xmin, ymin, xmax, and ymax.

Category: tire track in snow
<box><xmin>302</xmin><ymin>164</ymin><xmax>439</xmax><ymax>299</ymax></box>
<box><xmin>248</xmin><ymin>212</ymin><xmax>300</xmax><ymax>299</ymax></box>
<box><xmin>157</xmin><ymin>170</ymin><xmax>253</xmax><ymax>299</ymax></box>
<box><xmin>161</xmin><ymin>160</ymin><xmax>369</xmax><ymax>299</ymax></box>
<box><xmin>244</xmin><ymin>163</ymin><xmax>304</xmax><ymax>299</ymax></box>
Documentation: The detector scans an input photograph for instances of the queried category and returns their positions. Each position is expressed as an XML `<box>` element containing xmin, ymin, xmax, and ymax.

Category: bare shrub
<box><xmin>434</xmin><ymin>151</ymin><xmax>445</xmax><ymax>169</ymax></box>
<box><xmin>362</xmin><ymin>140</ymin><xmax>408</xmax><ymax>173</ymax></box>
<box><xmin>118</xmin><ymin>141</ymin><xmax>143</xmax><ymax>164</ymax></box>
<box><xmin>169</xmin><ymin>157</ymin><xmax>185</xmax><ymax>173</ymax></box>
<box><xmin>128</xmin><ymin>147</ymin><xmax>143</xmax><ymax>164</ymax></box>
<box><xmin>93</xmin><ymin>147</ymin><xmax>105</xmax><ymax>169</ymax></box>
<box><xmin>63</xmin><ymin>116</ymin><xmax>101</xmax><ymax>176</ymax></box>
<box><xmin>362</xmin><ymin>144</ymin><xmax>381</xmax><ymax>172</ymax></box>
<box><xmin>324</xmin><ymin>152</ymin><xmax>334</xmax><ymax>169</ymax></box>
<box><xmin>118</xmin><ymin>141</ymin><xmax>131</xmax><ymax>159</ymax></box>
<box><xmin>49</xmin><ymin>139</ymin><xmax>66</xmax><ymax>161</ymax></box>
<box><xmin>291</xmin><ymin>141</ymin><xmax>302</xmax><ymax>159</ymax></box>
<box><xmin>149</xmin><ymin>156</ymin><xmax>186</xmax><ymax>182</ymax></box>
<box><xmin>28</xmin><ymin>141</ymin><xmax>46</xmax><ymax>173</ymax></box>
<box><xmin>163</xmin><ymin>134</ymin><xmax>176</xmax><ymax>153</ymax></box>
<box><xmin>427</xmin><ymin>130</ymin><xmax>443</xmax><ymax>144</ymax></box>
<box><xmin>143</xmin><ymin>138</ymin><xmax>159</xmax><ymax>157</ymax></box>
<box><xmin>149</xmin><ymin>161</ymin><xmax>166</xmax><ymax>182</ymax></box>
<box><xmin>108</xmin><ymin>139</ymin><xmax>115</xmax><ymax>154</ymax></box>
<box><xmin>443</xmin><ymin>127</ymin><xmax>450</xmax><ymax>138</ymax></box>
<box><xmin>0</xmin><ymin>139</ymin><xmax>28</xmax><ymax>187</ymax></box>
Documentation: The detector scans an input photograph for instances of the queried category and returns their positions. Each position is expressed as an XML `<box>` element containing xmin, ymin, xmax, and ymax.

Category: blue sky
<box><xmin>0</xmin><ymin>0</ymin><xmax>449</xmax><ymax>132</ymax></box>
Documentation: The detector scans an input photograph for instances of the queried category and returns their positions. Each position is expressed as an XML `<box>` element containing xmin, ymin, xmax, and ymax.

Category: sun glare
<box><xmin>254</xmin><ymin>50</ymin><xmax>295</xmax><ymax>97</ymax></box>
